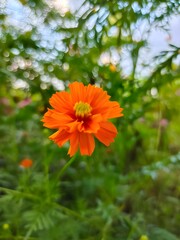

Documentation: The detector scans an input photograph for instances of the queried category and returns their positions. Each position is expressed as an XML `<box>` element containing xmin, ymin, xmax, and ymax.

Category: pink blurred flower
<box><xmin>159</xmin><ymin>118</ymin><xmax>169</xmax><ymax>128</ymax></box>
<box><xmin>18</xmin><ymin>98</ymin><xmax>31</xmax><ymax>108</ymax></box>
<box><xmin>138</xmin><ymin>117</ymin><xmax>145</xmax><ymax>123</ymax></box>
<box><xmin>175</xmin><ymin>89</ymin><xmax>180</xmax><ymax>96</ymax></box>
<box><xmin>0</xmin><ymin>97</ymin><xmax>13</xmax><ymax>115</ymax></box>
<box><xmin>0</xmin><ymin>97</ymin><xmax>10</xmax><ymax>106</ymax></box>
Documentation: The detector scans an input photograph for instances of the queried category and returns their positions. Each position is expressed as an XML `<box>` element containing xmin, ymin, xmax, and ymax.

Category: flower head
<box><xmin>19</xmin><ymin>158</ymin><xmax>33</xmax><ymax>168</ymax></box>
<box><xmin>42</xmin><ymin>82</ymin><xmax>123</xmax><ymax>156</ymax></box>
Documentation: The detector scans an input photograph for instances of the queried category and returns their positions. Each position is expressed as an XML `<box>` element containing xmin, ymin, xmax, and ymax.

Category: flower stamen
<box><xmin>74</xmin><ymin>101</ymin><xmax>92</xmax><ymax>118</ymax></box>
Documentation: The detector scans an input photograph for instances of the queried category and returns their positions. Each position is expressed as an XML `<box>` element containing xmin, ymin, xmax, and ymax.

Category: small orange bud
<box><xmin>19</xmin><ymin>159</ymin><xmax>33</xmax><ymax>168</ymax></box>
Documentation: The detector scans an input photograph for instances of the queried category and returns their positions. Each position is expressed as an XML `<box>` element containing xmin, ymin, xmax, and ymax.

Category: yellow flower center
<box><xmin>74</xmin><ymin>101</ymin><xmax>92</xmax><ymax>118</ymax></box>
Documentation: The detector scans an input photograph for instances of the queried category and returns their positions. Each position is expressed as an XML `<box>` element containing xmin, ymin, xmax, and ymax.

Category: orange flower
<box><xmin>42</xmin><ymin>82</ymin><xmax>123</xmax><ymax>156</ymax></box>
<box><xmin>19</xmin><ymin>159</ymin><xmax>33</xmax><ymax>168</ymax></box>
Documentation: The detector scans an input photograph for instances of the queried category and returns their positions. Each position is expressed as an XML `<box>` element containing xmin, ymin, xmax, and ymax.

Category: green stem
<box><xmin>58</xmin><ymin>154</ymin><xmax>77</xmax><ymax>179</ymax></box>
<box><xmin>0</xmin><ymin>187</ymin><xmax>83</xmax><ymax>220</ymax></box>
<box><xmin>0</xmin><ymin>187</ymin><xmax>39</xmax><ymax>200</ymax></box>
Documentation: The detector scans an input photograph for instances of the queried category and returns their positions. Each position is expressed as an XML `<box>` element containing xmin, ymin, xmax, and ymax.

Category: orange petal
<box><xmin>42</xmin><ymin>109</ymin><xmax>61</xmax><ymax>129</ymax></box>
<box><xmin>84</xmin><ymin>84</ymin><xmax>105</xmax><ymax>104</ymax></box>
<box><xmin>49</xmin><ymin>129</ymin><xmax>70</xmax><ymax>147</ymax></box>
<box><xmin>83</xmin><ymin>114</ymin><xmax>102</xmax><ymax>133</ymax></box>
<box><xmin>106</xmin><ymin>102</ymin><xmax>124</xmax><ymax>119</ymax></box>
<box><xmin>90</xmin><ymin>87</ymin><xmax>110</xmax><ymax>108</ymax></box>
<box><xmin>49</xmin><ymin>91</ymin><xmax>73</xmax><ymax>113</ymax></box>
<box><xmin>92</xmin><ymin>101</ymin><xmax>123</xmax><ymax>120</ymax></box>
<box><xmin>87</xmin><ymin>86</ymin><xmax>123</xmax><ymax>120</ymax></box>
<box><xmin>79</xmin><ymin>133</ymin><xmax>95</xmax><ymax>156</ymax></box>
<box><xmin>68</xmin><ymin>132</ymin><xmax>79</xmax><ymax>157</ymax></box>
<box><xmin>95</xmin><ymin>121</ymin><xmax>117</xmax><ymax>146</ymax></box>
<box><xmin>69</xmin><ymin>82</ymin><xmax>86</xmax><ymax>103</ymax></box>
<box><xmin>42</xmin><ymin>109</ymin><xmax>73</xmax><ymax>129</ymax></box>
<box><xmin>84</xmin><ymin>84</ymin><xmax>96</xmax><ymax>103</ymax></box>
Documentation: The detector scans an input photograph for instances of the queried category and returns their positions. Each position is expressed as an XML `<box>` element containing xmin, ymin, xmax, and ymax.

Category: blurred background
<box><xmin>0</xmin><ymin>0</ymin><xmax>180</xmax><ymax>239</ymax></box>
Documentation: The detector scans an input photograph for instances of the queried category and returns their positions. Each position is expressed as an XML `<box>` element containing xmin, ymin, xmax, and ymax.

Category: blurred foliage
<box><xmin>0</xmin><ymin>0</ymin><xmax>180</xmax><ymax>239</ymax></box>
